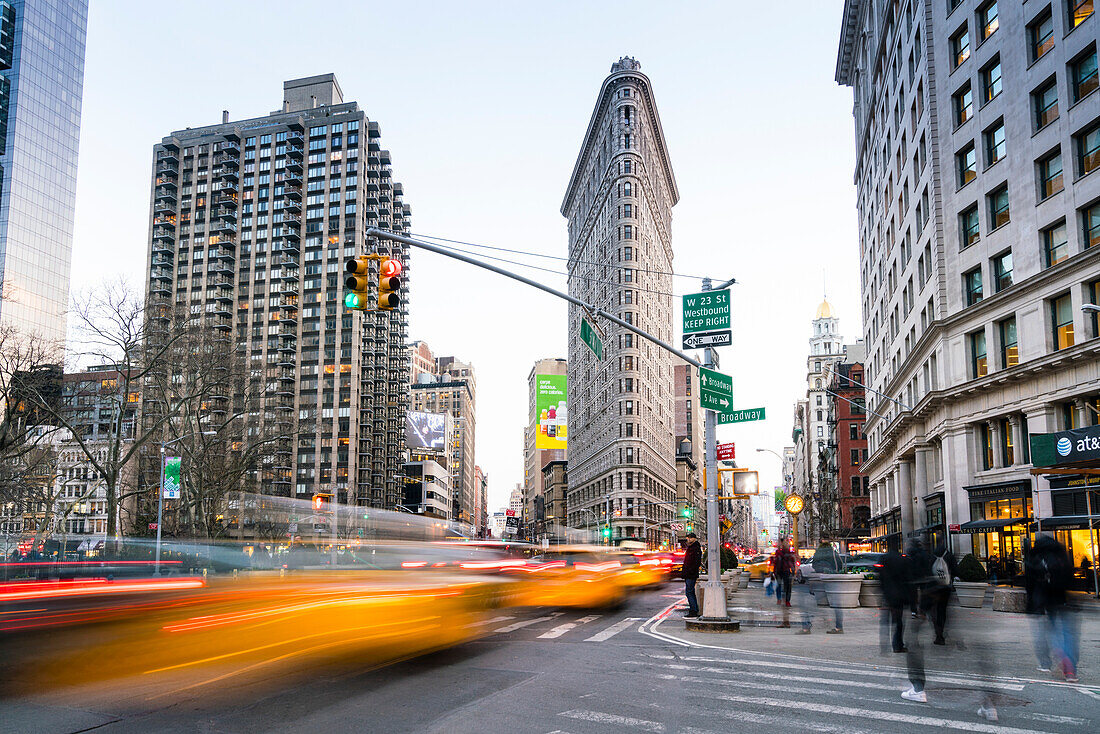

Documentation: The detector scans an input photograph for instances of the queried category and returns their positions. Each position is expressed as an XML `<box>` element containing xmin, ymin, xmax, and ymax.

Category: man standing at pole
<box><xmin>682</xmin><ymin>532</ymin><xmax>702</xmax><ymax>618</ymax></box>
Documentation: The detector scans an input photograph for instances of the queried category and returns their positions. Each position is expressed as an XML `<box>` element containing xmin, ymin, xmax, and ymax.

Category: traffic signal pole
<box><xmin>699</xmin><ymin>277</ymin><xmax>728</xmax><ymax>622</ymax></box>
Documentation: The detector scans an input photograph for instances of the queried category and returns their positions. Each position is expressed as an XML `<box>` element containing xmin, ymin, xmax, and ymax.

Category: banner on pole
<box><xmin>163</xmin><ymin>456</ymin><xmax>181</xmax><ymax>499</ymax></box>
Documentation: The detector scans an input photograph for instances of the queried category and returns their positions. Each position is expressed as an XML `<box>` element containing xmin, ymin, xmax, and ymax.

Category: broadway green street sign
<box><xmin>699</xmin><ymin>366</ymin><xmax>732</xmax><ymax>413</ymax></box>
<box><xmin>717</xmin><ymin>407</ymin><xmax>766</xmax><ymax>425</ymax></box>
<box><xmin>581</xmin><ymin>317</ymin><xmax>603</xmax><ymax>360</ymax></box>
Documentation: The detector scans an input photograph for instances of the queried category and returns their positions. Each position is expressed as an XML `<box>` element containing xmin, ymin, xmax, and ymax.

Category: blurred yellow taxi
<box><xmin>742</xmin><ymin>554</ymin><xmax>773</xmax><ymax>581</ymax></box>
<box><xmin>514</xmin><ymin>546</ymin><xmax>628</xmax><ymax>609</ymax></box>
<box><xmin>611</xmin><ymin>551</ymin><xmax>670</xmax><ymax>591</ymax></box>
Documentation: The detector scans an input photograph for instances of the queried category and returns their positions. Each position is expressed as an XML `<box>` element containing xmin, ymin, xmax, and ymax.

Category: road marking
<box><xmin>680</xmin><ymin>708</ymin><xmax>883</xmax><ymax>734</ymax></box>
<box><xmin>538</xmin><ymin>615</ymin><xmax>600</xmax><ymax>639</ymax></box>
<box><xmin>465</xmin><ymin>614</ymin><xmax>513</xmax><ymax>629</ymax></box>
<box><xmin>638</xmin><ymin>600</ymin><xmax>692</xmax><ymax>647</ymax></box>
<box><xmin>585</xmin><ymin>617</ymin><xmax>642</xmax><ymax>642</ymax></box>
<box><xmin>559</xmin><ymin>710</ymin><xmax>664</xmax><ymax>732</ymax></box>
<box><xmin>692</xmin><ymin>691</ymin><xmax>1058</xmax><ymax>734</ymax></box>
<box><xmin>652</xmin><ymin>667</ymin><xmax>899</xmax><ymax>692</ymax></box>
<box><xmin>493</xmin><ymin>612</ymin><xmax>562</xmax><ymax>634</ymax></box>
<box><xmin>644</xmin><ymin>654</ymin><xmax>1026</xmax><ymax>692</ymax></box>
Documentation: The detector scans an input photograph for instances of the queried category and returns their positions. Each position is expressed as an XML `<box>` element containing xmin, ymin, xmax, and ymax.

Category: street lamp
<box><xmin>156</xmin><ymin>430</ymin><xmax>216</xmax><ymax>576</ymax></box>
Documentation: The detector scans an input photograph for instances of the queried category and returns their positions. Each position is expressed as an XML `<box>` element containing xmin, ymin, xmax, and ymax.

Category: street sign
<box><xmin>148</xmin><ymin>522</ymin><xmax>158</xmax><ymax>530</ymax></box>
<box><xmin>162</xmin><ymin>456</ymin><xmax>181</xmax><ymax>499</ymax></box>
<box><xmin>682</xmin><ymin>288</ymin><xmax>730</xmax><ymax>334</ymax></box>
<box><xmin>717</xmin><ymin>407</ymin><xmax>766</xmax><ymax>425</ymax></box>
<box><xmin>948</xmin><ymin>523</ymin><xmax>961</xmax><ymax>532</ymax></box>
<box><xmin>581</xmin><ymin>317</ymin><xmax>603</xmax><ymax>360</ymax></box>
<box><xmin>716</xmin><ymin>442</ymin><xmax>736</xmax><ymax>461</ymax></box>
<box><xmin>505</xmin><ymin>509</ymin><xmax>516</xmax><ymax>517</ymax></box>
<box><xmin>699</xmin><ymin>366</ymin><xmax>733</xmax><ymax>413</ymax></box>
<box><xmin>288</xmin><ymin>522</ymin><xmax>298</xmax><ymax>533</ymax></box>
<box><xmin>670</xmin><ymin>522</ymin><xmax>685</xmax><ymax>531</ymax></box>
<box><xmin>682</xmin><ymin>329</ymin><xmax>731</xmax><ymax>350</ymax></box>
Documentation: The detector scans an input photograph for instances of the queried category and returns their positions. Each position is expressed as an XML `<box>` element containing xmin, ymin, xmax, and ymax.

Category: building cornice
<box><xmin>835</xmin><ymin>0</ymin><xmax>864</xmax><ymax>85</ymax></box>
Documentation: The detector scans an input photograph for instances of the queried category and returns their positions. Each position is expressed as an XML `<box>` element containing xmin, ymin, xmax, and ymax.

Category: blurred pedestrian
<box><xmin>682</xmin><ymin>532</ymin><xmax>702</xmax><ymax>619</ymax></box>
<box><xmin>770</xmin><ymin>538</ymin><xmax>797</xmax><ymax>610</ymax></box>
<box><xmin>1025</xmin><ymin>533</ymin><xmax>1078</xmax><ymax>682</ymax></box>
<box><xmin>810</xmin><ymin>541</ymin><xmax>845</xmax><ymax>634</ymax></box>
<box><xmin>880</xmin><ymin>537</ymin><xmax>908</xmax><ymax>654</ymax></box>
<box><xmin>901</xmin><ymin>536</ymin><xmax>934</xmax><ymax>703</ymax></box>
<box><xmin>928</xmin><ymin>542</ymin><xmax>957</xmax><ymax>645</ymax></box>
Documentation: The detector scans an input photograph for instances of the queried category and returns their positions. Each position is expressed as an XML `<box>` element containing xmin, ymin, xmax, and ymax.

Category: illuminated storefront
<box><xmin>959</xmin><ymin>480</ymin><xmax>1032</xmax><ymax>580</ymax></box>
<box><xmin>869</xmin><ymin>508</ymin><xmax>900</xmax><ymax>552</ymax></box>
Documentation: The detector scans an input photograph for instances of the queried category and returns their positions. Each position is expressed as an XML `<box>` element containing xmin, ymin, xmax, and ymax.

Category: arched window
<box><xmin>815</xmin><ymin>379</ymin><xmax>821</xmax><ymax>388</ymax></box>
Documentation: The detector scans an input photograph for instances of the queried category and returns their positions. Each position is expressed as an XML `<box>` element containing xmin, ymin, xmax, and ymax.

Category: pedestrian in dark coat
<box><xmin>681</xmin><ymin>533</ymin><xmax>702</xmax><ymax>618</ymax></box>
<box><xmin>880</xmin><ymin>537</ymin><xmax>908</xmax><ymax>654</ymax></box>
<box><xmin>928</xmin><ymin>542</ymin><xmax>957</xmax><ymax>644</ymax></box>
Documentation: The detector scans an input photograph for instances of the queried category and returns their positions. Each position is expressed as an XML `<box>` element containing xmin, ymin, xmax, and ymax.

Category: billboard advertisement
<box><xmin>535</xmin><ymin>374</ymin><xmax>567</xmax><ymax>450</ymax></box>
<box><xmin>405</xmin><ymin>411</ymin><xmax>447</xmax><ymax>450</ymax></box>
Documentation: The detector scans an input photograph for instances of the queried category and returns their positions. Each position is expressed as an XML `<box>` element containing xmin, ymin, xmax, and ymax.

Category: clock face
<box><xmin>784</xmin><ymin>494</ymin><xmax>805</xmax><ymax>515</ymax></box>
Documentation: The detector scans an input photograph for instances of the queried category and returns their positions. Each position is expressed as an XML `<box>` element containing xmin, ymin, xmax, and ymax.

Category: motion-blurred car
<box><xmin>518</xmin><ymin>547</ymin><xmax>628</xmax><ymax>609</ymax></box>
<box><xmin>845</xmin><ymin>552</ymin><xmax>885</xmax><ymax>574</ymax></box>
<box><xmin>742</xmin><ymin>554</ymin><xmax>772</xmax><ymax>581</ymax></box>
<box><xmin>612</xmin><ymin>552</ymin><xmax>670</xmax><ymax>591</ymax></box>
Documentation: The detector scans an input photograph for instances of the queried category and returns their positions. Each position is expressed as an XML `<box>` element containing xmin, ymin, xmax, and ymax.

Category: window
<box><xmin>851</xmin><ymin>449</ymin><xmax>861</xmax><ymax>466</ymax></box>
<box><xmin>952</xmin><ymin>26</ymin><xmax>970</xmax><ymax>68</ymax></box>
<box><xmin>982</xmin><ymin>59</ymin><xmax>1002</xmax><ymax>102</ymax></box>
<box><xmin>993</xmin><ymin>251</ymin><xmax>1013</xmax><ymax>291</ymax></box>
<box><xmin>999</xmin><ymin>316</ymin><xmax>1018</xmax><ymax>367</ymax></box>
<box><xmin>985</xmin><ymin>122</ymin><xmax>1005</xmax><ymax>166</ymax></box>
<box><xmin>1077</xmin><ymin>123</ymin><xmax>1100</xmax><ymax>175</ymax></box>
<box><xmin>1072</xmin><ymin>48</ymin><xmax>1099</xmax><ymax>101</ymax></box>
<box><xmin>1052</xmin><ymin>293</ymin><xmax>1075</xmax><ymax>349</ymax></box>
<box><xmin>980</xmin><ymin>424</ymin><xmax>994</xmax><ymax>469</ymax></box>
<box><xmin>1034</xmin><ymin>81</ymin><xmax>1059</xmax><ymax>130</ymax></box>
<box><xmin>1039</xmin><ymin>151</ymin><xmax>1064</xmax><ymax>199</ymax></box>
<box><xmin>849</xmin><ymin>424</ymin><xmax>859</xmax><ymax>440</ymax></box>
<box><xmin>1070</xmin><ymin>0</ymin><xmax>1094</xmax><ymax>27</ymax></box>
<box><xmin>965</xmin><ymin>267</ymin><xmax>984</xmax><ymax>305</ymax></box>
<box><xmin>957</xmin><ymin>143</ymin><xmax>977</xmax><ymax>186</ymax></box>
<box><xmin>1031</xmin><ymin>12</ymin><xmax>1055</xmax><ymax>60</ymax></box>
<box><xmin>954</xmin><ymin>84</ymin><xmax>973</xmax><ymax>126</ymax></box>
<box><xmin>1084</xmin><ymin>202</ymin><xmax>1100</xmax><ymax>248</ymax></box>
<box><xmin>978</xmin><ymin>2</ymin><xmax>999</xmax><ymax>40</ymax></box>
<box><xmin>1090</xmin><ymin>279</ymin><xmax>1100</xmax><ymax>336</ymax></box>
<box><xmin>988</xmin><ymin>185</ymin><xmax>1010</xmax><ymax>229</ymax></box>
<box><xmin>1000</xmin><ymin>418</ymin><xmax>1014</xmax><ymax>466</ymax></box>
<box><xmin>1043</xmin><ymin>221</ymin><xmax>1070</xmax><ymax>266</ymax></box>
<box><xmin>961</xmin><ymin>204</ymin><xmax>980</xmax><ymax>247</ymax></box>
<box><xmin>971</xmin><ymin>330</ymin><xmax>988</xmax><ymax>378</ymax></box>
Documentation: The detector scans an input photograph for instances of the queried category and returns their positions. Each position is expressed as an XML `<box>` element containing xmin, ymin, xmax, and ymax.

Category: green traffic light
<box><xmin>344</xmin><ymin>292</ymin><xmax>360</xmax><ymax>309</ymax></box>
<box><xmin>681</xmin><ymin>507</ymin><xmax>693</xmax><ymax>518</ymax></box>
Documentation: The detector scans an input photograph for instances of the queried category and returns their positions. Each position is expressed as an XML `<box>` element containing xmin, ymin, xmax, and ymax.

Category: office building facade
<box><xmin>145</xmin><ymin>74</ymin><xmax>411</xmax><ymax>512</ymax></box>
<box><xmin>562</xmin><ymin>57</ymin><xmax>679</xmax><ymax>546</ymax></box>
<box><xmin>0</xmin><ymin>0</ymin><xmax>88</xmax><ymax>342</ymax></box>
<box><xmin>836</xmin><ymin>1</ymin><xmax>1100</xmax><ymax>563</ymax></box>
<box><xmin>523</xmin><ymin>357</ymin><xmax>567</xmax><ymax>535</ymax></box>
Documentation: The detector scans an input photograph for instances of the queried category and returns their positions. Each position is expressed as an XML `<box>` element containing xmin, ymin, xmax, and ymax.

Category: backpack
<box><xmin>931</xmin><ymin>553</ymin><xmax>950</xmax><ymax>587</ymax></box>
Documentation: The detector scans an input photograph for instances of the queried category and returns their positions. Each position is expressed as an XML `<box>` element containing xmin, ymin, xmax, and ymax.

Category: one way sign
<box><xmin>682</xmin><ymin>330</ymin><xmax>731</xmax><ymax>350</ymax></box>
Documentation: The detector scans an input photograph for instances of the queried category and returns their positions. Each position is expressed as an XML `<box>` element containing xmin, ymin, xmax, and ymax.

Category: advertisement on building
<box><xmin>405</xmin><ymin>411</ymin><xmax>447</xmax><ymax>450</ymax></box>
<box><xmin>535</xmin><ymin>374</ymin><xmax>567</xmax><ymax>449</ymax></box>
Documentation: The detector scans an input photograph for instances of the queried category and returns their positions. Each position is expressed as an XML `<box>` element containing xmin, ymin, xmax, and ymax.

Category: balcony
<box><xmin>213</xmin><ymin>205</ymin><xmax>237</xmax><ymax>221</ymax></box>
<box><xmin>155</xmin><ymin>162</ymin><xmax>178</xmax><ymax>178</ymax></box>
<box><xmin>214</xmin><ymin>165</ymin><xmax>239</xmax><ymax>181</ymax></box>
<box><xmin>210</xmin><ymin>234</ymin><xmax>236</xmax><ymax>247</ymax></box>
<box><xmin>210</xmin><ymin>219</ymin><xmax>237</xmax><ymax>235</ymax></box>
<box><xmin>286</xmin><ymin>130</ymin><xmax>304</xmax><ymax>144</ymax></box>
<box><xmin>157</xmin><ymin>148</ymin><xmax>179</xmax><ymax>165</ymax></box>
<box><xmin>282</xmin><ymin>197</ymin><xmax>301</xmax><ymax>213</ymax></box>
<box><xmin>280</xmin><ymin>213</ymin><xmax>301</xmax><ymax>228</ymax></box>
<box><xmin>284</xmin><ymin>157</ymin><xmax>302</xmax><ymax>173</ymax></box>
<box><xmin>214</xmin><ymin>151</ymin><xmax>239</xmax><ymax>168</ymax></box>
<box><xmin>152</xmin><ymin>241</ymin><xmax>173</xmax><ymax>256</ymax></box>
<box><xmin>149</xmin><ymin>281</ymin><xmax>171</xmax><ymax>295</ymax></box>
<box><xmin>151</xmin><ymin>253</ymin><xmax>173</xmax><ymax>267</ymax></box>
<box><xmin>215</xmin><ymin>181</ymin><xmax>240</xmax><ymax>195</ymax></box>
<box><xmin>152</xmin><ymin>215</ymin><xmax>176</xmax><ymax>230</ymax></box>
<box><xmin>210</xmin><ymin>315</ymin><xmax>232</xmax><ymax>331</ymax></box>
<box><xmin>218</xmin><ymin>140</ymin><xmax>240</xmax><ymax>157</ymax></box>
<box><xmin>212</xmin><ymin>191</ymin><xmax>238</xmax><ymax>208</ymax></box>
<box><xmin>282</xmin><ymin>171</ymin><xmax>303</xmax><ymax>187</ymax></box>
<box><xmin>154</xmin><ymin>174</ymin><xmax>178</xmax><ymax>189</ymax></box>
<box><xmin>284</xmin><ymin>143</ymin><xmax>304</xmax><ymax>159</ymax></box>
<box><xmin>150</xmin><ymin>266</ymin><xmax>172</xmax><ymax>282</ymax></box>
<box><xmin>282</xmin><ymin>184</ymin><xmax>302</xmax><ymax>201</ymax></box>
<box><xmin>278</xmin><ymin>267</ymin><xmax>299</xmax><ymax>283</ymax></box>
<box><xmin>368</xmin><ymin>121</ymin><xmax>381</xmax><ymax>139</ymax></box>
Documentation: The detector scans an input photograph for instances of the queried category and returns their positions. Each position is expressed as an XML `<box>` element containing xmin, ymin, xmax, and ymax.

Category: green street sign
<box><xmin>717</xmin><ymin>407</ymin><xmax>766</xmax><ymax>425</ymax></box>
<box><xmin>581</xmin><ymin>318</ymin><xmax>603</xmax><ymax>360</ymax></box>
<box><xmin>683</xmin><ymin>289</ymin><xmax>730</xmax><ymax>334</ymax></box>
<box><xmin>699</xmin><ymin>366</ymin><xmax>732</xmax><ymax>413</ymax></box>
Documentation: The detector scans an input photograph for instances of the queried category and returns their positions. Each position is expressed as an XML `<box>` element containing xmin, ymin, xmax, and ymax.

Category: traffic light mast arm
<box><xmin>366</xmin><ymin>228</ymin><xmax>703</xmax><ymax>370</ymax></box>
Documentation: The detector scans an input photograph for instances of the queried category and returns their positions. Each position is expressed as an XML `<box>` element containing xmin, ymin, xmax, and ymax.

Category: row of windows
<box><xmin>969</xmin><ymin>280</ymin><xmax>1100</xmax><ymax>379</ymax></box>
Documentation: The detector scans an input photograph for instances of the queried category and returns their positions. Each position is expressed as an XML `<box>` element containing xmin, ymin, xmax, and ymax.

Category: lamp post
<box><xmin>156</xmin><ymin>431</ymin><xmax>215</xmax><ymax>576</ymax></box>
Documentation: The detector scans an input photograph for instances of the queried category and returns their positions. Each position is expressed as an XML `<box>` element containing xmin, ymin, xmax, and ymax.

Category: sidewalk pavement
<box><xmin>670</xmin><ymin>579</ymin><xmax>1099</xmax><ymax>687</ymax></box>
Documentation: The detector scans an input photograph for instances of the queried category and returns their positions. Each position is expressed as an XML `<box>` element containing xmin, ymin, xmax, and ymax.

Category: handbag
<box><xmin>764</xmin><ymin>575</ymin><xmax>775</xmax><ymax>597</ymax></box>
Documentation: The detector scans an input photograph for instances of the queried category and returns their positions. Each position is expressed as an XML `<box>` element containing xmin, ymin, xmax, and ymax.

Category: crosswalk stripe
<box><xmin>688</xmin><ymin>691</ymin><xmax>1058</xmax><ymax>734</ymax></box>
<box><xmin>585</xmin><ymin>618</ymin><xmax>642</xmax><ymax>642</ymax></box>
<box><xmin>644</xmin><ymin>653</ymin><xmax>1026</xmax><ymax>692</ymax></box>
<box><xmin>538</xmin><ymin>615</ymin><xmax>600</xmax><ymax>639</ymax></box>
<box><xmin>653</xmin><ymin>667</ymin><xmax>898</xmax><ymax>692</ymax></box>
<box><xmin>559</xmin><ymin>709</ymin><xmax>663</xmax><ymax>732</ymax></box>
<box><xmin>493</xmin><ymin>612</ymin><xmax>562</xmax><ymax>634</ymax></box>
<box><xmin>680</xmin><ymin>707</ymin><xmax>883</xmax><ymax>734</ymax></box>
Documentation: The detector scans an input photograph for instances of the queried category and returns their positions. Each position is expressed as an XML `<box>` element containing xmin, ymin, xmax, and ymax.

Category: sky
<box><xmin>70</xmin><ymin>1</ymin><xmax>860</xmax><ymax>515</ymax></box>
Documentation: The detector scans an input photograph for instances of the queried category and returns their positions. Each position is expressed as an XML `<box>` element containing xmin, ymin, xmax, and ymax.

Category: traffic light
<box><xmin>344</xmin><ymin>256</ymin><xmax>372</xmax><ymax>310</ymax></box>
<box><xmin>602</xmin><ymin>525</ymin><xmax>611</xmax><ymax>539</ymax></box>
<box><xmin>613</xmin><ymin>509</ymin><xmax>623</xmax><ymax>517</ymax></box>
<box><xmin>312</xmin><ymin>492</ymin><xmax>332</xmax><ymax>511</ymax></box>
<box><xmin>685</xmin><ymin>524</ymin><xmax>694</xmax><ymax>532</ymax></box>
<box><xmin>681</xmin><ymin>506</ymin><xmax>693</xmax><ymax>518</ymax></box>
<box><xmin>377</xmin><ymin>257</ymin><xmax>402</xmax><ymax>310</ymax></box>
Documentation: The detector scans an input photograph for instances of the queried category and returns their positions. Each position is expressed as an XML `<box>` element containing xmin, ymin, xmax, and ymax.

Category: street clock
<box><xmin>784</xmin><ymin>494</ymin><xmax>805</xmax><ymax>515</ymax></box>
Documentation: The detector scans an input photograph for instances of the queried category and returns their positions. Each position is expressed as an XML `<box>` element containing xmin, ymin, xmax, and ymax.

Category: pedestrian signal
<box><xmin>377</xmin><ymin>257</ymin><xmax>402</xmax><ymax>310</ymax></box>
<box><xmin>345</xmin><ymin>256</ymin><xmax>372</xmax><ymax>311</ymax></box>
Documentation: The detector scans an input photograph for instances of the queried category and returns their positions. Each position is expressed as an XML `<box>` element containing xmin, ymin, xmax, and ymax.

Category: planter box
<box><xmin>992</xmin><ymin>587</ymin><xmax>1027</xmax><ymax>613</ymax></box>
<box><xmin>859</xmin><ymin>578</ymin><xmax>884</xmax><ymax>608</ymax></box>
<box><xmin>737</xmin><ymin>572</ymin><xmax>750</xmax><ymax>589</ymax></box>
<box><xmin>955</xmin><ymin>581</ymin><xmax>988</xmax><ymax>608</ymax></box>
<box><xmin>821</xmin><ymin>573</ymin><xmax>863</xmax><ymax>608</ymax></box>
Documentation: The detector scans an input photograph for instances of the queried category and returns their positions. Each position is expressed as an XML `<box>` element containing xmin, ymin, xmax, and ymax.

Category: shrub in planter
<box><xmin>956</xmin><ymin>553</ymin><xmax>986</xmax><ymax>582</ymax></box>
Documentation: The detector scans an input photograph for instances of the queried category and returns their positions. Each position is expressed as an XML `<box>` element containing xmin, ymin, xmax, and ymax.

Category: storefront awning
<box><xmin>1033</xmin><ymin>515</ymin><xmax>1100</xmax><ymax>531</ymax></box>
<box><xmin>1030</xmin><ymin>425</ymin><xmax>1100</xmax><ymax>468</ymax></box>
<box><xmin>957</xmin><ymin>518</ymin><xmax>1027</xmax><ymax>534</ymax></box>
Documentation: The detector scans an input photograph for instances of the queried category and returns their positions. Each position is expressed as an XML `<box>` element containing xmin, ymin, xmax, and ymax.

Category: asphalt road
<box><xmin>4</xmin><ymin>582</ymin><xmax>1099</xmax><ymax>733</ymax></box>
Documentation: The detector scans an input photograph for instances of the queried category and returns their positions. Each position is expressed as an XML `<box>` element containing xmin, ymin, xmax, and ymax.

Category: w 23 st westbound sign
<box><xmin>683</xmin><ymin>288</ymin><xmax>731</xmax><ymax>350</ymax></box>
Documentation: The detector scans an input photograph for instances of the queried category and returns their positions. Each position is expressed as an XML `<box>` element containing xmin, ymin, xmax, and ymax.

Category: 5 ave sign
<box><xmin>699</xmin><ymin>366</ymin><xmax>733</xmax><ymax>413</ymax></box>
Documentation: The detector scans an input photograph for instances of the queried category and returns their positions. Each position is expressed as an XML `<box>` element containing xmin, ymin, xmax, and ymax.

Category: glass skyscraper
<box><xmin>0</xmin><ymin>0</ymin><xmax>88</xmax><ymax>343</ymax></box>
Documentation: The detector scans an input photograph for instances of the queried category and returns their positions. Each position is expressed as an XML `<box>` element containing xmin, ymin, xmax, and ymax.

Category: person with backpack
<box><xmin>880</xmin><ymin>537</ymin><xmax>909</xmax><ymax>654</ymax></box>
<box><xmin>770</xmin><ymin>538</ymin><xmax>797</xmax><ymax>610</ymax></box>
<box><xmin>1025</xmin><ymin>532</ymin><xmax>1078</xmax><ymax>682</ymax></box>
<box><xmin>929</xmin><ymin>542</ymin><xmax>957</xmax><ymax>645</ymax></box>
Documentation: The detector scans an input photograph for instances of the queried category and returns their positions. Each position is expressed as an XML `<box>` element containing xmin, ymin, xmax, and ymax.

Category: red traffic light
<box><xmin>381</xmin><ymin>259</ymin><xmax>402</xmax><ymax>278</ymax></box>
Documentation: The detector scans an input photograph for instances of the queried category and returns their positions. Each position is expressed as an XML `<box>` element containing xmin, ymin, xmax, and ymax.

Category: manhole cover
<box><xmin>927</xmin><ymin>688</ymin><xmax>1029</xmax><ymax>707</ymax></box>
